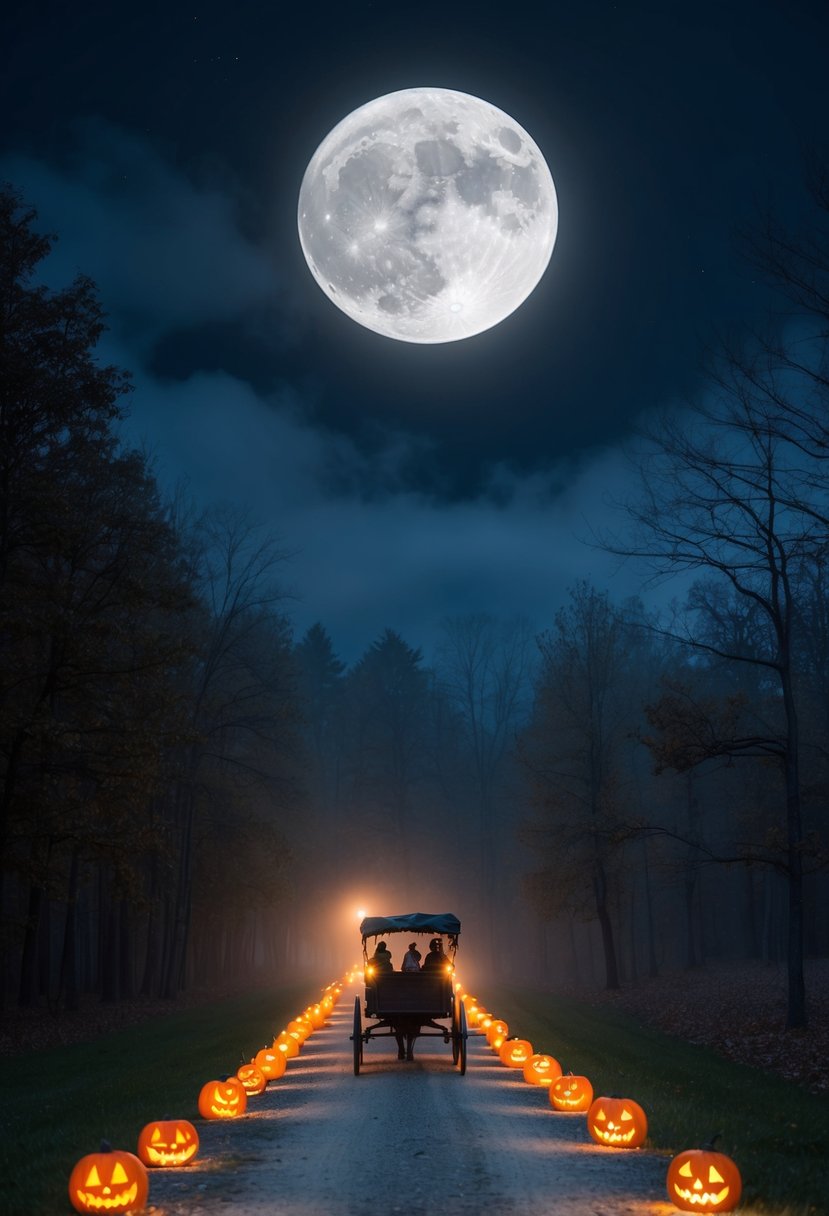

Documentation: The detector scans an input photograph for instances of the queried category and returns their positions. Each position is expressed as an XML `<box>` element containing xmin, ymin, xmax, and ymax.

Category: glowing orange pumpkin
<box><xmin>587</xmin><ymin>1095</ymin><xmax>647</xmax><ymax>1148</ymax></box>
<box><xmin>667</xmin><ymin>1145</ymin><xmax>742</xmax><ymax>1211</ymax></box>
<box><xmin>287</xmin><ymin>1018</ymin><xmax>311</xmax><ymax>1042</ymax></box>
<box><xmin>197</xmin><ymin>1076</ymin><xmax>247</xmax><ymax>1120</ymax></box>
<box><xmin>274</xmin><ymin>1030</ymin><xmax>300</xmax><ymax>1058</ymax></box>
<box><xmin>69</xmin><ymin>1144</ymin><xmax>148</xmax><ymax>1213</ymax></box>
<box><xmin>550</xmin><ymin>1072</ymin><xmax>594</xmax><ymax>1112</ymax></box>
<box><xmin>522</xmin><ymin>1053</ymin><xmax>562</xmax><ymax>1086</ymax></box>
<box><xmin>499</xmin><ymin>1038</ymin><xmax>534</xmax><ymax>1068</ymax></box>
<box><xmin>486</xmin><ymin>1019</ymin><xmax>509</xmax><ymax>1049</ymax></box>
<box><xmin>137</xmin><ymin>1118</ymin><xmax>199</xmax><ymax>1167</ymax></box>
<box><xmin>237</xmin><ymin>1062</ymin><xmax>267</xmax><ymax>1095</ymax></box>
<box><xmin>255</xmin><ymin>1046</ymin><xmax>287</xmax><ymax>1079</ymax></box>
<box><xmin>308</xmin><ymin>1003</ymin><xmax>326</xmax><ymax>1028</ymax></box>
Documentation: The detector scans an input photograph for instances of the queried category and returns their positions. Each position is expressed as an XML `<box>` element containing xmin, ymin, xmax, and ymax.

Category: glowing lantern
<box><xmin>523</xmin><ymin>1053</ymin><xmax>562</xmax><ymax>1086</ymax></box>
<box><xmin>667</xmin><ymin>1145</ymin><xmax>742</xmax><ymax>1212</ymax></box>
<box><xmin>137</xmin><ymin>1118</ymin><xmax>199</xmax><ymax>1167</ymax></box>
<box><xmin>308</xmin><ymin>1004</ymin><xmax>326</xmax><ymax>1029</ymax></box>
<box><xmin>465</xmin><ymin>1002</ymin><xmax>481</xmax><ymax>1025</ymax></box>
<box><xmin>255</xmin><ymin>1046</ymin><xmax>287</xmax><ymax>1080</ymax></box>
<box><xmin>274</xmin><ymin>1030</ymin><xmax>300</xmax><ymax>1058</ymax></box>
<box><xmin>237</xmin><ymin>1063</ymin><xmax>267</xmax><ymax>1095</ymax></box>
<box><xmin>499</xmin><ymin>1038</ymin><xmax>534</xmax><ymax>1068</ymax></box>
<box><xmin>550</xmin><ymin>1072</ymin><xmax>594</xmax><ymax>1112</ymax></box>
<box><xmin>69</xmin><ymin>1144</ymin><xmax>148</xmax><ymax>1213</ymax></box>
<box><xmin>486</xmin><ymin>1020</ymin><xmax>509</xmax><ymax>1050</ymax></box>
<box><xmin>197</xmin><ymin>1076</ymin><xmax>247</xmax><ymax>1120</ymax></box>
<box><xmin>479</xmin><ymin>1014</ymin><xmax>494</xmax><ymax>1032</ymax></box>
<box><xmin>287</xmin><ymin>1019</ymin><xmax>311</xmax><ymax>1042</ymax></box>
<box><xmin>587</xmin><ymin>1096</ymin><xmax>647</xmax><ymax>1148</ymax></box>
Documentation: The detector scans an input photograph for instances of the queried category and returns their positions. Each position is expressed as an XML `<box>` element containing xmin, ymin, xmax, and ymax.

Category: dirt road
<box><xmin>149</xmin><ymin>984</ymin><xmax>667</xmax><ymax>1216</ymax></box>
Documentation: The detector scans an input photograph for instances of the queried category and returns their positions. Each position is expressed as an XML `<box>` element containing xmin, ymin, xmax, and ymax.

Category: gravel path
<box><xmin>148</xmin><ymin>983</ymin><xmax>667</xmax><ymax>1216</ymax></box>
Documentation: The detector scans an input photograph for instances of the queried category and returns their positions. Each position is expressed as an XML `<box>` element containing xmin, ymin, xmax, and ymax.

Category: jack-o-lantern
<box><xmin>587</xmin><ymin>1096</ymin><xmax>647</xmax><ymax>1148</ymax></box>
<box><xmin>667</xmin><ymin>1145</ymin><xmax>742</xmax><ymax>1212</ymax></box>
<box><xmin>550</xmin><ymin>1072</ymin><xmax>594</xmax><ymax>1112</ymax></box>
<box><xmin>523</xmin><ymin>1053</ymin><xmax>562</xmax><ymax>1086</ymax></box>
<box><xmin>486</xmin><ymin>1019</ymin><xmax>509</xmax><ymax>1049</ymax></box>
<box><xmin>137</xmin><ymin>1118</ymin><xmax>199</xmax><ymax>1167</ymax></box>
<box><xmin>479</xmin><ymin>1013</ymin><xmax>494</xmax><ymax>1032</ymax></box>
<box><xmin>255</xmin><ymin>1046</ymin><xmax>287</xmax><ymax>1080</ymax></box>
<box><xmin>287</xmin><ymin>1018</ymin><xmax>310</xmax><ymax>1042</ymax></box>
<box><xmin>236</xmin><ymin>1063</ymin><xmax>267</xmax><ymax>1095</ymax></box>
<box><xmin>69</xmin><ymin>1143</ymin><xmax>149</xmax><ymax>1213</ymax></box>
<box><xmin>274</xmin><ymin>1030</ymin><xmax>300</xmax><ymax>1058</ymax></box>
<box><xmin>499</xmin><ymin>1038</ymin><xmax>534</xmax><ymax>1068</ymax></box>
<box><xmin>197</xmin><ymin>1076</ymin><xmax>247</xmax><ymax>1120</ymax></box>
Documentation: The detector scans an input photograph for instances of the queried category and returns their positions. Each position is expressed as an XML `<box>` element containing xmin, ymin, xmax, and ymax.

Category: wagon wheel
<box><xmin>458</xmin><ymin>998</ymin><xmax>468</xmax><ymax>1075</ymax></box>
<box><xmin>451</xmin><ymin>992</ymin><xmax>461</xmax><ymax>1064</ymax></box>
<box><xmin>352</xmin><ymin>996</ymin><xmax>363</xmax><ymax>1075</ymax></box>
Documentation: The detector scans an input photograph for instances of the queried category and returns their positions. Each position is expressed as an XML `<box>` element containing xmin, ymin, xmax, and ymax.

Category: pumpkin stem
<box><xmin>703</xmin><ymin>1132</ymin><xmax>723</xmax><ymax>1150</ymax></box>
<box><xmin>100</xmin><ymin>1140</ymin><xmax>112</xmax><ymax>1153</ymax></box>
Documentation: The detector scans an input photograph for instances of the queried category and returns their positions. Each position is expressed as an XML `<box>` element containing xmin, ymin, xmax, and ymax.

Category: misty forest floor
<box><xmin>586</xmin><ymin>959</ymin><xmax>829</xmax><ymax>1096</ymax></box>
<box><xmin>3</xmin><ymin>960</ymin><xmax>828</xmax><ymax>1096</ymax></box>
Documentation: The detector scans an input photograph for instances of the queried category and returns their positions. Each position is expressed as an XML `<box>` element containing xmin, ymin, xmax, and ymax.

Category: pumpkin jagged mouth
<box><xmin>209</xmin><ymin>1105</ymin><xmax>241</xmax><ymax>1117</ymax></box>
<box><xmin>557</xmin><ymin>1095</ymin><xmax>584</xmax><ymax>1106</ymax></box>
<box><xmin>144</xmin><ymin>1146</ymin><xmax>197</xmax><ymax>1165</ymax></box>
<box><xmin>592</xmin><ymin>1124</ymin><xmax>637</xmax><ymax>1144</ymax></box>
<box><xmin>673</xmin><ymin>1185</ymin><xmax>730</xmax><ymax>1206</ymax></box>
<box><xmin>75</xmin><ymin>1183</ymin><xmax>138</xmax><ymax>1209</ymax></box>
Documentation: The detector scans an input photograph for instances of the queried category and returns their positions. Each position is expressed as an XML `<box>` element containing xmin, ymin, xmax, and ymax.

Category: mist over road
<box><xmin>151</xmin><ymin>984</ymin><xmax>664</xmax><ymax>1215</ymax></box>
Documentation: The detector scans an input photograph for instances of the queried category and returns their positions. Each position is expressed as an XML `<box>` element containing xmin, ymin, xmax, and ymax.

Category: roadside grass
<box><xmin>1</xmin><ymin>983</ymin><xmax>315</xmax><ymax>1216</ymax></box>
<box><xmin>484</xmin><ymin>984</ymin><xmax>828</xmax><ymax>1216</ymax></box>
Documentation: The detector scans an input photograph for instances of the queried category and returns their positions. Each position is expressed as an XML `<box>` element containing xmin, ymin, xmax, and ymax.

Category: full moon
<box><xmin>297</xmin><ymin>87</ymin><xmax>558</xmax><ymax>343</ymax></box>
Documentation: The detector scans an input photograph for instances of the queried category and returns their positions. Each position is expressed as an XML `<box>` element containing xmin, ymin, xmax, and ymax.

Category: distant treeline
<box><xmin>2</xmin><ymin>170</ymin><xmax>828</xmax><ymax>1028</ymax></box>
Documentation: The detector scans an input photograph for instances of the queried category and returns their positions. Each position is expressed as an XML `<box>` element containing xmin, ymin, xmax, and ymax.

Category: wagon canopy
<box><xmin>360</xmin><ymin>912</ymin><xmax>460</xmax><ymax>942</ymax></box>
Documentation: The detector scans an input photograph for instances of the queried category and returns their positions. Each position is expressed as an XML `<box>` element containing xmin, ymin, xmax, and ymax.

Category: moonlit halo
<box><xmin>297</xmin><ymin>87</ymin><xmax>558</xmax><ymax>343</ymax></box>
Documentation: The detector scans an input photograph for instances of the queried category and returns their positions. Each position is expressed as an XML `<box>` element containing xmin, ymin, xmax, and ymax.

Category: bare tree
<box><xmin>606</xmin><ymin>360</ymin><xmax>829</xmax><ymax>1025</ymax></box>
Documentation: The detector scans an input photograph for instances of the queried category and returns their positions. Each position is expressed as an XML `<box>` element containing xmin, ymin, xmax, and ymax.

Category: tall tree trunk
<box><xmin>58</xmin><ymin>848</ymin><xmax>80</xmax><ymax>1010</ymax></box>
<box><xmin>18</xmin><ymin>880</ymin><xmax>44</xmax><ymax>1006</ymax></box>
<box><xmin>593</xmin><ymin>856</ymin><xmax>619</xmax><ymax>989</ymax></box>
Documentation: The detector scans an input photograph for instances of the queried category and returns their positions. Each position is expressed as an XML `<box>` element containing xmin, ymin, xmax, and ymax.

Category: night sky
<box><xmin>2</xmin><ymin>0</ymin><xmax>827</xmax><ymax>659</ymax></box>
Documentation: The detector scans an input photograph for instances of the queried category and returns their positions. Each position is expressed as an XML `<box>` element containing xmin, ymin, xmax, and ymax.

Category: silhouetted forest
<box><xmin>1</xmin><ymin>172</ymin><xmax>827</xmax><ymax>1029</ymax></box>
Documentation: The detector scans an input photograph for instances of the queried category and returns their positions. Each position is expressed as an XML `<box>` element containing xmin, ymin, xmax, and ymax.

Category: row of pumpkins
<box><xmin>458</xmin><ymin>987</ymin><xmax>743</xmax><ymax>1213</ymax></box>
<box><xmin>67</xmin><ymin>976</ymin><xmax>347</xmax><ymax>1213</ymax></box>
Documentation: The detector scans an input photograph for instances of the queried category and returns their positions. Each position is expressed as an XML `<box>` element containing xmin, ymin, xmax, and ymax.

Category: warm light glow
<box><xmin>69</xmin><ymin>1150</ymin><xmax>149</xmax><ymax>1214</ymax></box>
<box><xmin>550</xmin><ymin>1072</ymin><xmax>593</xmax><ymax>1112</ymax></box>
<box><xmin>667</xmin><ymin>1149</ymin><xmax>742</xmax><ymax>1211</ymax></box>
<box><xmin>357</xmin><ymin>908</ymin><xmax>366</xmax><ymax>919</ymax></box>
<box><xmin>137</xmin><ymin>1119</ymin><xmax>199</xmax><ymax>1168</ymax></box>
<box><xmin>198</xmin><ymin>1077</ymin><xmax>247</xmax><ymax>1120</ymax></box>
<box><xmin>522</xmin><ymin>1053</ymin><xmax>562</xmax><ymax>1086</ymax></box>
<box><xmin>587</xmin><ymin>1096</ymin><xmax>647</xmax><ymax>1148</ymax></box>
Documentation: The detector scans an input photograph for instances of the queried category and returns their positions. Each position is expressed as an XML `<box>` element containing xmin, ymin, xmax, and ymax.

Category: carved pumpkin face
<box><xmin>522</xmin><ymin>1053</ymin><xmax>562</xmax><ymax>1086</ymax></box>
<box><xmin>499</xmin><ymin>1038</ymin><xmax>534</xmax><ymax>1068</ymax></box>
<box><xmin>486</xmin><ymin>1020</ymin><xmax>509</xmax><ymax>1050</ymax></box>
<box><xmin>308</xmin><ymin>1003</ymin><xmax>326</xmax><ymax>1028</ymax></box>
<box><xmin>237</xmin><ymin>1063</ymin><xmax>267</xmax><ymax>1095</ymax></box>
<box><xmin>667</xmin><ymin>1149</ymin><xmax>742</xmax><ymax>1211</ymax></box>
<box><xmin>197</xmin><ymin>1077</ymin><xmax>247</xmax><ymax>1120</ymax></box>
<box><xmin>255</xmin><ymin>1046</ymin><xmax>287</xmax><ymax>1079</ymax></box>
<box><xmin>137</xmin><ymin>1118</ymin><xmax>199</xmax><ymax>1167</ymax></box>
<box><xmin>69</xmin><ymin>1147</ymin><xmax>148</xmax><ymax>1212</ymax></box>
<box><xmin>550</xmin><ymin>1072</ymin><xmax>594</xmax><ymax>1112</ymax></box>
<box><xmin>587</xmin><ymin>1096</ymin><xmax>647</xmax><ymax>1148</ymax></box>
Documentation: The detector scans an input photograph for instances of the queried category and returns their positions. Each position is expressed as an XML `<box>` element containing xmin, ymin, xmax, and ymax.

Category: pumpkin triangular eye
<box><xmin>176</xmin><ymin>1129</ymin><xmax>186</xmax><ymax>1143</ymax></box>
<box><xmin>679</xmin><ymin>1161</ymin><xmax>694</xmax><ymax>1178</ymax></box>
<box><xmin>709</xmin><ymin>1166</ymin><xmax>725</xmax><ymax>1184</ymax></box>
<box><xmin>111</xmin><ymin>1163</ymin><xmax>129</xmax><ymax>1185</ymax></box>
<box><xmin>151</xmin><ymin>1128</ymin><xmax>162</xmax><ymax>1143</ymax></box>
<box><xmin>621</xmin><ymin>1108</ymin><xmax>633</xmax><ymax>1121</ymax></box>
<box><xmin>595</xmin><ymin>1109</ymin><xmax>607</xmax><ymax>1121</ymax></box>
<box><xmin>85</xmin><ymin>1165</ymin><xmax>102</xmax><ymax>1187</ymax></box>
